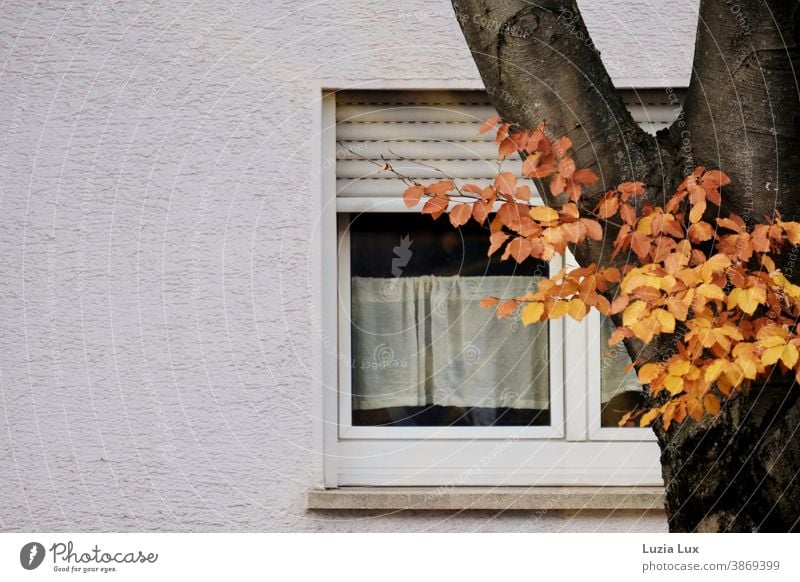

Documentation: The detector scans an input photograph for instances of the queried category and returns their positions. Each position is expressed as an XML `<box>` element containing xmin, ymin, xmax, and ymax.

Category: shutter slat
<box><xmin>335</xmin><ymin>89</ymin><xmax>491</xmax><ymax>106</ymax></box>
<box><xmin>337</xmin><ymin>159</ymin><xmax>520</xmax><ymax>180</ymax></box>
<box><xmin>336</xmin><ymin>141</ymin><xmax>500</xmax><ymax>161</ymax></box>
<box><xmin>335</xmin><ymin>89</ymin><xmax>685</xmax><ymax>199</ymax></box>
<box><xmin>337</xmin><ymin>179</ymin><xmax>498</xmax><ymax>197</ymax></box>
<box><xmin>336</xmin><ymin>122</ymin><xmax>491</xmax><ymax>142</ymax></box>
<box><xmin>336</xmin><ymin>104</ymin><xmax>497</xmax><ymax>123</ymax></box>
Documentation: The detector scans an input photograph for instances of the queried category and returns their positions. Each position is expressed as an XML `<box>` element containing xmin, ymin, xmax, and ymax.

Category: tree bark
<box><xmin>451</xmin><ymin>0</ymin><xmax>684</xmax><ymax>259</ymax></box>
<box><xmin>682</xmin><ymin>0</ymin><xmax>800</xmax><ymax>228</ymax></box>
<box><xmin>451</xmin><ymin>0</ymin><xmax>800</xmax><ymax>531</ymax></box>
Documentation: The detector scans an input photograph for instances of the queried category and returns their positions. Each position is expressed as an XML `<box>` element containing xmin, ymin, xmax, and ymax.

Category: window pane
<box><xmin>599</xmin><ymin>316</ymin><xmax>645</xmax><ymax>427</ymax></box>
<box><xmin>348</xmin><ymin>212</ymin><xmax>550</xmax><ymax>427</ymax></box>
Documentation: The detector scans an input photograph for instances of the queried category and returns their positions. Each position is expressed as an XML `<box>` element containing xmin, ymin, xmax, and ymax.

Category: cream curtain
<box><xmin>350</xmin><ymin>275</ymin><xmax>638</xmax><ymax>411</ymax></box>
<box><xmin>351</xmin><ymin>275</ymin><xmax>548</xmax><ymax>410</ymax></box>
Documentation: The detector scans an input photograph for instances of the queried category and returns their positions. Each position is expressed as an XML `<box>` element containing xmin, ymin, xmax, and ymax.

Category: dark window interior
<box><xmin>348</xmin><ymin>212</ymin><xmax>550</xmax><ymax>427</ymax></box>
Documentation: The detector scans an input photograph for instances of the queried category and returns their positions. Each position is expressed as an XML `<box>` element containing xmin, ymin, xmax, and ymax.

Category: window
<box><xmin>320</xmin><ymin>89</ymin><xmax>675</xmax><ymax>487</ymax></box>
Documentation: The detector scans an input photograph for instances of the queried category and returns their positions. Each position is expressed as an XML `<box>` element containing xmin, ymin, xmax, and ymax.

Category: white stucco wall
<box><xmin>0</xmin><ymin>0</ymin><xmax>697</xmax><ymax>532</ymax></box>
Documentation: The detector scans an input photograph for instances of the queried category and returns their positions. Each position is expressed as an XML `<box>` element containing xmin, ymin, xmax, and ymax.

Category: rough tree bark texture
<box><xmin>452</xmin><ymin>0</ymin><xmax>800</xmax><ymax>531</ymax></box>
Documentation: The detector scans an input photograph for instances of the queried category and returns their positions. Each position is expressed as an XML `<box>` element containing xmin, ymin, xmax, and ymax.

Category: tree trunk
<box><xmin>655</xmin><ymin>381</ymin><xmax>800</xmax><ymax>532</ymax></box>
<box><xmin>451</xmin><ymin>0</ymin><xmax>800</xmax><ymax>531</ymax></box>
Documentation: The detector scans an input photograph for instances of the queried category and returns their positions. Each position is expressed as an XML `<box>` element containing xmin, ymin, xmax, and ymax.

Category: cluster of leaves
<box><xmin>402</xmin><ymin>115</ymin><xmax>800</xmax><ymax>431</ymax></box>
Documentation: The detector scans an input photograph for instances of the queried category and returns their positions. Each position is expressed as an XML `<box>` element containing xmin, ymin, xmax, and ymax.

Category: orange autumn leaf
<box><xmin>479</xmin><ymin>115</ymin><xmax>501</xmax><ymax>135</ymax></box>
<box><xmin>581</xmin><ymin>218</ymin><xmax>603</xmax><ymax>241</ymax></box>
<box><xmin>495</xmin><ymin>172</ymin><xmax>517</xmax><ymax>196</ymax></box>
<box><xmin>488</xmin><ymin>231</ymin><xmax>509</xmax><ymax>255</ymax></box>
<box><xmin>449</xmin><ymin>203</ymin><xmax>473</xmax><ymax>227</ymax></box>
<box><xmin>479</xmin><ymin>296</ymin><xmax>500</xmax><ymax>308</ymax></box>
<box><xmin>553</xmin><ymin>136</ymin><xmax>572</xmax><ymax>156</ymax></box>
<box><xmin>472</xmin><ymin>200</ymin><xmax>491</xmax><ymax>224</ymax></box>
<box><xmin>425</xmin><ymin>180</ymin><xmax>455</xmax><ymax>196</ymax></box>
<box><xmin>688</xmin><ymin>221</ymin><xmax>714</xmax><ymax>243</ymax></box>
<box><xmin>573</xmin><ymin>168</ymin><xmax>599</xmax><ymax>185</ymax></box>
<box><xmin>558</xmin><ymin>156</ymin><xmax>576</xmax><ymax>179</ymax></box>
<box><xmin>515</xmin><ymin>185</ymin><xmax>533</xmax><ymax>202</ymax></box>
<box><xmin>525</xmin><ymin>162</ymin><xmax>557</xmax><ymax>179</ymax></box>
<box><xmin>620</xmin><ymin>203</ymin><xmax>636</xmax><ymax>225</ymax></box>
<box><xmin>530</xmin><ymin>206</ymin><xmax>560</xmax><ymax>223</ymax></box>
<box><xmin>618</xmin><ymin>182</ymin><xmax>646</xmax><ymax>201</ymax></box>
<box><xmin>631</xmin><ymin>232</ymin><xmax>651</xmax><ymax>259</ymax></box>
<box><xmin>597</xmin><ymin>194</ymin><xmax>619</xmax><ymax>218</ymax></box>
<box><xmin>498</xmin><ymin>137</ymin><xmax>517</xmax><ymax>159</ymax></box>
<box><xmin>403</xmin><ymin>185</ymin><xmax>424</xmax><ymax>208</ymax></box>
<box><xmin>421</xmin><ymin>196</ymin><xmax>448</xmax><ymax>219</ymax></box>
<box><xmin>550</xmin><ymin>174</ymin><xmax>566</xmax><ymax>196</ymax></box>
<box><xmin>504</xmin><ymin>237</ymin><xmax>532</xmax><ymax>263</ymax></box>
<box><xmin>496</xmin><ymin>300</ymin><xmax>518</xmax><ymax>319</ymax></box>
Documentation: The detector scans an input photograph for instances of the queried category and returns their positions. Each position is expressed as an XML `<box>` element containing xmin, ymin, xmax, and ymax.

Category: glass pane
<box><xmin>348</xmin><ymin>212</ymin><xmax>550</xmax><ymax>427</ymax></box>
<box><xmin>599</xmin><ymin>316</ymin><xmax>645</xmax><ymax>427</ymax></box>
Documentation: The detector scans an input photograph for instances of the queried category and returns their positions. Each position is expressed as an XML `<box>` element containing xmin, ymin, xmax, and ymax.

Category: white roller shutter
<box><xmin>335</xmin><ymin>89</ymin><xmax>684</xmax><ymax>199</ymax></box>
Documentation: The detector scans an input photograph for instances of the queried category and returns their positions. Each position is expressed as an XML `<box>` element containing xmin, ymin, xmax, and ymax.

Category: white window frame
<box><xmin>337</xmin><ymin>210</ymin><xmax>564</xmax><ymax>441</ymax></box>
<box><xmin>320</xmin><ymin>90</ymin><xmax>662</xmax><ymax>488</ymax></box>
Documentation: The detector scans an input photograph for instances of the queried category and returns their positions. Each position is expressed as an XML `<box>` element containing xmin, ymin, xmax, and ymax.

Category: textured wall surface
<box><xmin>0</xmin><ymin>0</ymin><xmax>697</xmax><ymax>532</ymax></box>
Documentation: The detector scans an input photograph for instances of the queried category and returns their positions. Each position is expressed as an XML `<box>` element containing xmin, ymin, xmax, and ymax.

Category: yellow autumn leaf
<box><xmin>687</xmin><ymin>396</ymin><xmax>704</xmax><ymax>421</ymax></box>
<box><xmin>704</xmin><ymin>359</ymin><xmax>726</xmax><ymax>383</ymax></box>
<box><xmin>726</xmin><ymin>288</ymin><xmax>741</xmax><ymax>311</ymax></box>
<box><xmin>717</xmin><ymin>375</ymin><xmax>734</xmax><ymax>398</ymax></box>
<box><xmin>636</xmin><ymin>214</ymin><xmax>654</xmax><ymax>235</ymax></box>
<box><xmin>664</xmin><ymin>375</ymin><xmax>684</xmax><ymax>395</ymax></box>
<box><xmin>697</xmin><ymin>283</ymin><xmax>725</xmax><ymax>301</ymax></box>
<box><xmin>620</xmin><ymin>274</ymin><xmax>662</xmax><ymax>294</ymax></box>
<box><xmin>685</xmin><ymin>364</ymin><xmax>702</xmax><ymax>381</ymax></box>
<box><xmin>781</xmin><ymin>220</ymin><xmax>800</xmax><ymax>244</ymax></box>
<box><xmin>784</xmin><ymin>282</ymin><xmax>800</xmax><ymax>300</ymax></box>
<box><xmin>689</xmin><ymin>200</ymin><xmax>706</xmax><ymax>224</ymax></box>
<box><xmin>718</xmin><ymin>323</ymin><xmax>744</xmax><ymax>341</ymax></box>
<box><xmin>782</xmin><ymin>342</ymin><xmax>799</xmax><ymax>368</ymax></box>
<box><xmin>703</xmin><ymin>393</ymin><xmax>721</xmax><ymax>415</ymax></box>
<box><xmin>729</xmin><ymin>286</ymin><xmax>765</xmax><ymax>315</ymax></box>
<box><xmin>771</xmin><ymin>272</ymin><xmax>800</xmax><ymax>300</ymax></box>
<box><xmin>659</xmin><ymin>275</ymin><xmax>678</xmax><ymax>293</ymax></box>
<box><xmin>520</xmin><ymin>302</ymin><xmax>545</xmax><ymax>325</ymax></box>
<box><xmin>761</xmin><ymin>345</ymin><xmax>786</xmax><ymax>367</ymax></box>
<box><xmin>623</xmin><ymin>300</ymin><xmax>648</xmax><ymax>327</ymax></box>
<box><xmin>668</xmin><ymin>358</ymin><xmax>690</xmax><ymax>377</ymax></box>
<box><xmin>529</xmin><ymin>206</ymin><xmax>559</xmax><ymax>223</ymax></box>
<box><xmin>736</xmin><ymin>355</ymin><xmax>758</xmax><ymax>380</ymax></box>
<box><xmin>638</xmin><ymin>363</ymin><xmax>663</xmax><ymax>384</ymax></box>
<box><xmin>567</xmin><ymin>298</ymin><xmax>589</xmax><ymax>321</ymax></box>
<box><xmin>548</xmin><ymin>301</ymin><xmax>570</xmax><ymax>319</ymax></box>
<box><xmin>631</xmin><ymin>319</ymin><xmax>658</xmax><ymax>343</ymax></box>
<box><xmin>639</xmin><ymin>407</ymin><xmax>661</xmax><ymax>427</ymax></box>
<box><xmin>722</xmin><ymin>361</ymin><xmax>744</xmax><ymax>387</ymax></box>
<box><xmin>700</xmin><ymin>254</ymin><xmax>732</xmax><ymax>282</ymax></box>
<box><xmin>677</xmin><ymin>268</ymin><xmax>703</xmax><ymax>286</ymax></box>
<box><xmin>620</xmin><ymin>271</ymin><xmax>677</xmax><ymax>295</ymax></box>
<box><xmin>653</xmin><ymin>309</ymin><xmax>676</xmax><ymax>333</ymax></box>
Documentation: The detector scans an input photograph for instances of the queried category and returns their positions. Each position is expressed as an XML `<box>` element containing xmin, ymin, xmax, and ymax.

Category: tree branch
<box><xmin>451</xmin><ymin>0</ymin><xmax>667</xmax><ymax>268</ymax></box>
<box><xmin>681</xmin><ymin>0</ymin><xmax>800</xmax><ymax>237</ymax></box>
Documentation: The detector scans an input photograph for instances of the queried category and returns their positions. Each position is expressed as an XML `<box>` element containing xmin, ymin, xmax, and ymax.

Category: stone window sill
<box><xmin>307</xmin><ymin>486</ymin><xmax>665</xmax><ymax>511</ymax></box>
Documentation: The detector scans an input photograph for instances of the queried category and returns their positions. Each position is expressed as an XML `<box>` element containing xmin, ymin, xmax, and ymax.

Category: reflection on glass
<box><xmin>600</xmin><ymin>316</ymin><xmax>645</xmax><ymax>426</ymax></box>
<box><xmin>348</xmin><ymin>213</ymin><xmax>550</xmax><ymax>427</ymax></box>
